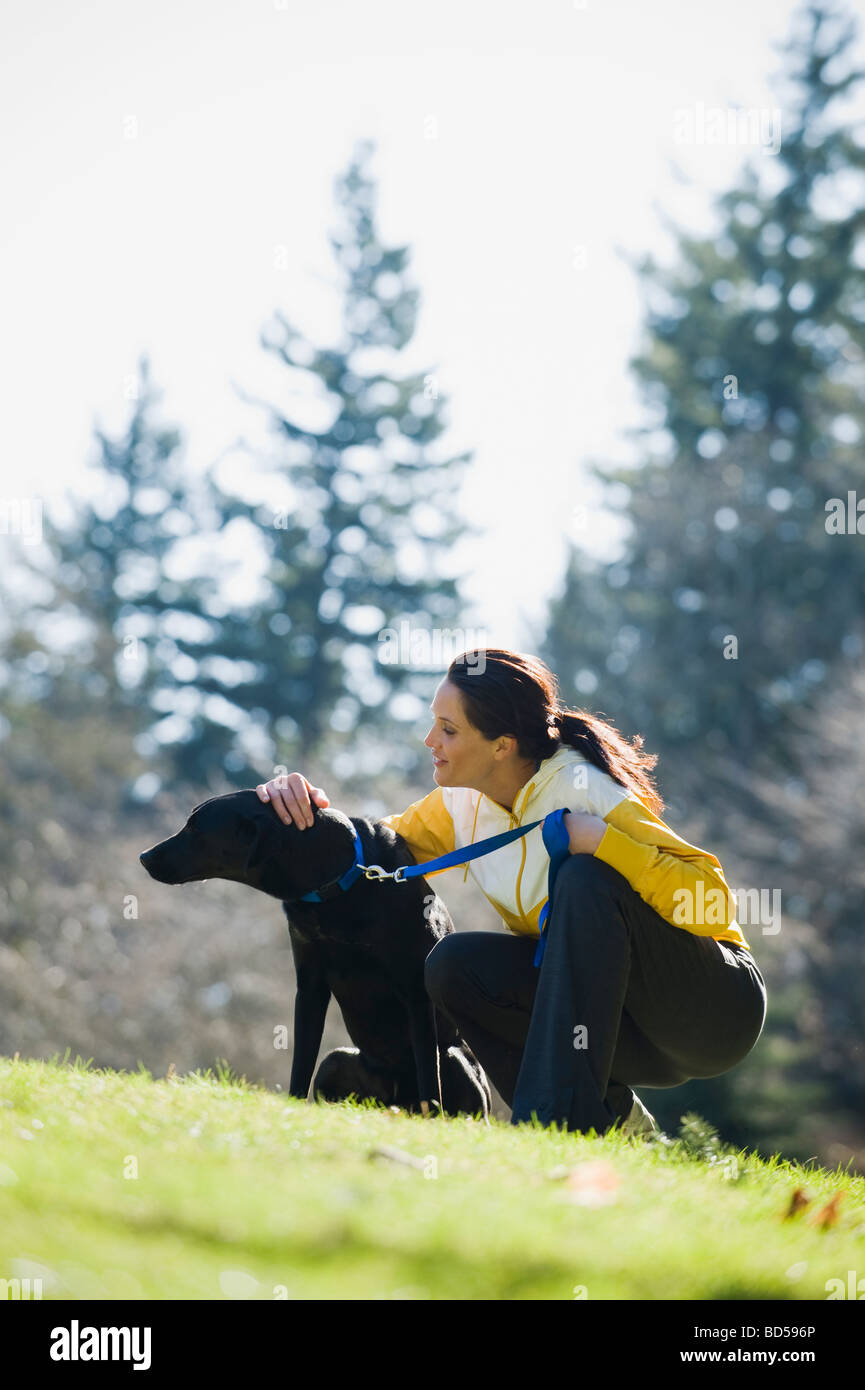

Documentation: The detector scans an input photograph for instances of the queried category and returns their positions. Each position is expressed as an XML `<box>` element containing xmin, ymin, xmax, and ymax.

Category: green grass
<box><xmin>0</xmin><ymin>1054</ymin><xmax>863</xmax><ymax>1300</ymax></box>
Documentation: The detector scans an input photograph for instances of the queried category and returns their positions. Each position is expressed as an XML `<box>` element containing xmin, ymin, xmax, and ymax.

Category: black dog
<box><xmin>139</xmin><ymin>791</ymin><xmax>491</xmax><ymax>1119</ymax></box>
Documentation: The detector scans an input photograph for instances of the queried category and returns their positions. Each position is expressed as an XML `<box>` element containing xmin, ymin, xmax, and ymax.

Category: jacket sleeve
<box><xmin>591</xmin><ymin>798</ymin><xmax>739</xmax><ymax>935</ymax></box>
<box><xmin>379</xmin><ymin>786</ymin><xmax>456</xmax><ymax>869</ymax></box>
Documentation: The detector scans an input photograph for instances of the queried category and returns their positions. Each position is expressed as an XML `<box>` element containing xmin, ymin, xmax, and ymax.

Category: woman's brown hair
<box><xmin>445</xmin><ymin>648</ymin><xmax>664</xmax><ymax>816</ymax></box>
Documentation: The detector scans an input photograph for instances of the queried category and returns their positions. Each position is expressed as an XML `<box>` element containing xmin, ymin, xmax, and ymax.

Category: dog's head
<box><xmin>139</xmin><ymin>790</ymin><xmax>362</xmax><ymax>901</ymax></box>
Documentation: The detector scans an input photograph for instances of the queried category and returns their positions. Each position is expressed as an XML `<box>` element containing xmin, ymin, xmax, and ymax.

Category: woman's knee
<box><xmin>424</xmin><ymin>933</ymin><xmax>470</xmax><ymax>1007</ymax></box>
<box><xmin>670</xmin><ymin>999</ymin><xmax>767</xmax><ymax>1080</ymax></box>
<box><xmin>425</xmin><ymin>931</ymin><xmax>527</xmax><ymax>1013</ymax></box>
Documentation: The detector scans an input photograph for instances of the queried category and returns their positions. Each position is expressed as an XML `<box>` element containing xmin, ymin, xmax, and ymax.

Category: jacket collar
<box><xmin>483</xmin><ymin>746</ymin><xmax>583</xmax><ymax>821</ymax></box>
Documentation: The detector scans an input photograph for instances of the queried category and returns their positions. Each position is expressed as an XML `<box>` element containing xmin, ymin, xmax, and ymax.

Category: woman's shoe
<box><xmin>620</xmin><ymin>1093</ymin><xmax>658</xmax><ymax>1138</ymax></box>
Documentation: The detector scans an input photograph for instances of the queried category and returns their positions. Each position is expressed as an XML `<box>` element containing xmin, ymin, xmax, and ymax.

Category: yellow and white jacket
<box><xmin>381</xmin><ymin>746</ymin><xmax>750</xmax><ymax>951</ymax></box>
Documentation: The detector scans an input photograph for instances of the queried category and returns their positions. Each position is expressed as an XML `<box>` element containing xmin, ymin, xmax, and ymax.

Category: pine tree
<box><xmin>543</xmin><ymin>0</ymin><xmax>865</xmax><ymax>773</ymax></box>
<box><xmin>0</xmin><ymin>354</ymin><xmax>209</xmax><ymax>804</ymax></box>
<box><xmin>7</xmin><ymin>355</ymin><xmax>194</xmax><ymax>719</ymax></box>
<box><xmin>165</xmin><ymin>138</ymin><xmax>473</xmax><ymax>787</ymax></box>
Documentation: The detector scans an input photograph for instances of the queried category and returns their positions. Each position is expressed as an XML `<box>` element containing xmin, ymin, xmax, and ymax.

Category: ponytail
<box><xmin>554</xmin><ymin>708</ymin><xmax>663</xmax><ymax>816</ymax></box>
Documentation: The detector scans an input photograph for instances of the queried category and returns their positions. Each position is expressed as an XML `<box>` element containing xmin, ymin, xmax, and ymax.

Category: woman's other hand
<box><xmin>563</xmin><ymin>810</ymin><xmax>607</xmax><ymax>855</ymax></box>
<box><xmin>255</xmin><ymin>773</ymin><xmax>330</xmax><ymax>829</ymax></box>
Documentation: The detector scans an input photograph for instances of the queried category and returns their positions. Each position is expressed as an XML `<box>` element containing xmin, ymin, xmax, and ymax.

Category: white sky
<box><xmin>3</xmin><ymin>0</ymin><xmax>864</xmax><ymax>649</ymax></box>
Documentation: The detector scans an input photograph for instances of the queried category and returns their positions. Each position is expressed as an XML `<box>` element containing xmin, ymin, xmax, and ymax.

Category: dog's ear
<box><xmin>244</xmin><ymin>820</ymin><xmax>278</xmax><ymax>874</ymax></box>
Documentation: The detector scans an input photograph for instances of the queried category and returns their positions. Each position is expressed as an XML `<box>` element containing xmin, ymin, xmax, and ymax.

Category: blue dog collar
<box><xmin>298</xmin><ymin>822</ymin><xmax>366</xmax><ymax>903</ymax></box>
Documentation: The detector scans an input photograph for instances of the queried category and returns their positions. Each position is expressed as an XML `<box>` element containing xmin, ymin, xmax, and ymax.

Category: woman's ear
<box><xmin>494</xmin><ymin>733</ymin><xmax>519</xmax><ymax>760</ymax></box>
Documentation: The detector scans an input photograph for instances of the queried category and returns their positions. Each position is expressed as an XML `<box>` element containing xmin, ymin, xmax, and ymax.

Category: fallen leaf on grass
<box><xmin>808</xmin><ymin>1192</ymin><xmax>843</xmax><ymax>1229</ymax></box>
<box><xmin>784</xmin><ymin>1187</ymin><xmax>811</xmax><ymax>1218</ymax></box>
<box><xmin>562</xmin><ymin>1159</ymin><xmax>621</xmax><ymax>1207</ymax></box>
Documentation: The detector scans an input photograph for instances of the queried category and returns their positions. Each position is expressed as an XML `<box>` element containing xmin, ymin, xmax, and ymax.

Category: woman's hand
<box><xmin>563</xmin><ymin>810</ymin><xmax>607</xmax><ymax>855</ymax></box>
<box><xmin>255</xmin><ymin>772</ymin><xmax>330</xmax><ymax>829</ymax></box>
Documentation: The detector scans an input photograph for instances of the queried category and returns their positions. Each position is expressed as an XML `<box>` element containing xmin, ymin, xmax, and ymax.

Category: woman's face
<box><xmin>424</xmin><ymin>678</ymin><xmax>509</xmax><ymax>791</ymax></box>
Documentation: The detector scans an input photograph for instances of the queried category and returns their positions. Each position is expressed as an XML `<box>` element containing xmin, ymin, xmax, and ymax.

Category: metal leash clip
<box><xmin>362</xmin><ymin>864</ymin><xmax>409</xmax><ymax>883</ymax></box>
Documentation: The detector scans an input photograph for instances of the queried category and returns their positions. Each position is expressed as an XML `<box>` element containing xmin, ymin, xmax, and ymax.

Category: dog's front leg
<box><xmin>406</xmin><ymin>991</ymin><xmax>443</xmax><ymax>1116</ymax></box>
<box><xmin>289</xmin><ymin>961</ymin><xmax>331</xmax><ymax>1101</ymax></box>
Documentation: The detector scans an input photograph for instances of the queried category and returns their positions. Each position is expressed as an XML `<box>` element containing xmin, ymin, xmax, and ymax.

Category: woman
<box><xmin>256</xmin><ymin>647</ymin><xmax>767</xmax><ymax>1138</ymax></box>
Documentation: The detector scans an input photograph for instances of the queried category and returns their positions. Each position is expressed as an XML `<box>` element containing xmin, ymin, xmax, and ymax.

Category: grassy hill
<box><xmin>0</xmin><ymin>1054</ymin><xmax>862</xmax><ymax>1301</ymax></box>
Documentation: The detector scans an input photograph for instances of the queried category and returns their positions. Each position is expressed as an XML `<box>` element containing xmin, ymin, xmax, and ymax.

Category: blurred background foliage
<box><xmin>1</xmin><ymin>3</ymin><xmax>864</xmax><ymax>1171</ymax></box>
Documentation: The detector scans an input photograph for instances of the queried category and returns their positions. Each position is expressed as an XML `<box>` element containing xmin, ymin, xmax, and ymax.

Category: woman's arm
<box><xmin>563</xmin><ymin>810</ymin><xmax>606</xmax><ymax>854</ymax></box>
<box><xmin>562</xmin><ymin>803</ymin><xmax>739</xmax><ymax>935</ymax></box>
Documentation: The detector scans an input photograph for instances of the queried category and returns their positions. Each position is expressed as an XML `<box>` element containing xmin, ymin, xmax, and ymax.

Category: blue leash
<box><xmin>300</xmin><ymin>808</ymin><xmax>573</xmax><ymax>968</ymax></box>
<box><xmin>534</xmin><ymin>808</ymin><xmax>572</xmax><ymax>967</ymax></box>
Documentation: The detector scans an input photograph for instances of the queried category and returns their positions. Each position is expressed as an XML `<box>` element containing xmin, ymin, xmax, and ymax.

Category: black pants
<box><xmin>424</xmin><ymin>854</ymin><xmax>768</xmax><ymax>1135</ymax></box>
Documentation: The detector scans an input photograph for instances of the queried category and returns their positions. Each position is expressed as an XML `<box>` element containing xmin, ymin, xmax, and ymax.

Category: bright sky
<box><xmin>3</xmin><ymin>0</ymin><xmax>864</xmax><ymax>650</ymax></box>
